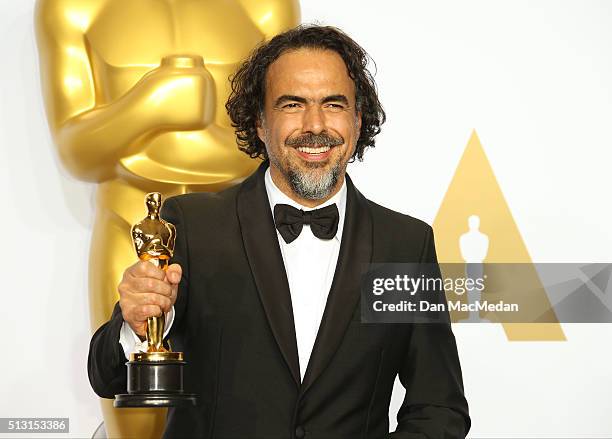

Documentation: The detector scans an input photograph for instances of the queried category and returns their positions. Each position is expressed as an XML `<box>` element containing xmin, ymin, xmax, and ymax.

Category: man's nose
<box><xmin>302</xmin><ymin>105</ymin><xmax>325</xmax><ymax>133</ymax></box>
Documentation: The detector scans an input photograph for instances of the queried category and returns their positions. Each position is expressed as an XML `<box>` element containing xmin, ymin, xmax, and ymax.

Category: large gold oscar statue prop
<box><xmin>34</xmin><ymin>1</ymin><xmax>299</xmax><ymax>437</ymax></box>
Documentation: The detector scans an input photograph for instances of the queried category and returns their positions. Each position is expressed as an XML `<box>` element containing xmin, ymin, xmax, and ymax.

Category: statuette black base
<box><xmin>114</xmin><ymin>358</ymin><xmax>196</xmax><ymax>408</ymax></box>
<box><xmin>114</xmin><ymin>392</ymin><xmax>197</xmax><ymax>408</ymax></box>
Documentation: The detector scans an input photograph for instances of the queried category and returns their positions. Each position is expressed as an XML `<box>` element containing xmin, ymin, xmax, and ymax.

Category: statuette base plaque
<box><xmin>114</xmin><ymin>357</ymin><xmax>196</xmax><ymax>408</ymax></box>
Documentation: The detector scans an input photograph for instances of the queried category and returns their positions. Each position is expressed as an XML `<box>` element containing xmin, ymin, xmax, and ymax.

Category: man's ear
<box><xmin>356</xmin><ymin>110</ymin><xmax>362</xmax><ymax>134</ymax></box>
<box><xmin>256</xmin><ymin>116</ymin><xmax>265</xmax><ymax>143</ymax></box>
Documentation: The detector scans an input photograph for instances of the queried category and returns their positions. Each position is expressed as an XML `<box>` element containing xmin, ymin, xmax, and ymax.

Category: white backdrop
<box><xmin>1</xmin><ymin>0</ymin><xmax>611</xmax><ymax>437</ymax></box>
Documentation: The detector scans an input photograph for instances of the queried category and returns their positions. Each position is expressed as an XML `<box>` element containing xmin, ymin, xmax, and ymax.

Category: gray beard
<box><xmin>285</xmin><ymin>162</ymin><xmax>342</xmax><ymax>200</ymax></box>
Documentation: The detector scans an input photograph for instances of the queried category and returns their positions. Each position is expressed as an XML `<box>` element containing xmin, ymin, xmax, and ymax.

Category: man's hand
<box><xmin>118</xmin><ymin>261</ymin><xmax>182</xmax><ymax>338</ymax></box>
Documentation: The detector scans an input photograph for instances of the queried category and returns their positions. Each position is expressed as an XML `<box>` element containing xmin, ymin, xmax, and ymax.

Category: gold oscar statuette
<box><xmin>114</xmin><ymin>192</ymin><xmax>196</xmax><ymax>408</ymax></box>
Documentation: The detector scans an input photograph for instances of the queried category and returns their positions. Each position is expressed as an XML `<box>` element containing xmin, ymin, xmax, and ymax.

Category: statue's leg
<box><xmin>89</xmin><ymin>179</ymin><xmax>172</xmax><ymax>439</ymax></box>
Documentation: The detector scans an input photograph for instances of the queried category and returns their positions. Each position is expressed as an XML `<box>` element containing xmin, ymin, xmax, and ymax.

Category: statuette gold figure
<box><xmin>132</xmin><ymin>192</ymin><xmax>176</xmax><ymax>352</ymax></box>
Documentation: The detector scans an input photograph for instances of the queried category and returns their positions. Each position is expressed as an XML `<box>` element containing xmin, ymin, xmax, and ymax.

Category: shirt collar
<box><xmin>264</xmin><ymin>167</ymin><xmax>346</xmax><ymax>242</ymax></box>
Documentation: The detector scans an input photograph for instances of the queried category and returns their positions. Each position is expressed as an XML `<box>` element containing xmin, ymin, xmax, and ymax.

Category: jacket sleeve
<box><xmin>86</xmin><ymin>196</ymin><xmax>190</xmax><ymax>399</ymax></box>
<box><xmin>87</xmin><ymin>301</ymin><xmax>128</xmax><ymax>398</ymax></box>
<box><xmin>390</xmin><ymin>226</ymin><xmax>471</xmax><ymax>438</ymax></box>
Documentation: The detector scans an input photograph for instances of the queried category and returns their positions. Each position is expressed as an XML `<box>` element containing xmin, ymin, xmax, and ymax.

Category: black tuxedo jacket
<box><xmin>88</xmin><ymin>160</ymin><xmax>470</xmax><ymax>439</ymax></box>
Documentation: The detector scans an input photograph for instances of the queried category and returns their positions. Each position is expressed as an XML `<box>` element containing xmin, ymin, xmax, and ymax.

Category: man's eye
<box><xmin>283</xmin><ymin>103</ymin><xmax>301</xmax><ymax>109</ymax></box>
<box><xmin>326</xmin><ymin>103</ymin><xmax>345</xmax><ymax>110</ymax></box>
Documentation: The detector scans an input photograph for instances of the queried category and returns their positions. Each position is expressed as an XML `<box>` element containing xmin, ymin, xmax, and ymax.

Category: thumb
<box><xmin>167</xmin><ymin>263</ymin><xmax>182</xmax><ymax>284</ymax></box>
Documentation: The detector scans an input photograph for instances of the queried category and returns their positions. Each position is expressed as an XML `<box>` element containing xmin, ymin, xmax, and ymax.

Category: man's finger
<box><xmin>132</xmin><ymin>277</ymin><xmax>173</xmax><ymax>297</ymax></box>
<box><xmin>137</xmin><ymin>305</ymin><xmax>163</xmax><ymax>321</ymax></box>
<box><xmin>166</xmin><ymin>263</ymin><xmax>182</xmax><ymax>284</ymax></box>
<box><xmin>170</xmin><ymin>282</ymin><xmax>179</xmax><ymax>305</ymax></box>
<box><xmin>130</xmin><ymin>260</ymin><xmax>166</xmax><ymax>280</ymax></box>
<box><xmin>137</xmin><ymin>293</ymin><xmax>172</xmax><ymax>313</ymax></box>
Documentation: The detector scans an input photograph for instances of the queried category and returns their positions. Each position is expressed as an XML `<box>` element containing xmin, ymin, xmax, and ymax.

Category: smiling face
<box><xmin>256</xmin><ymin>48</ymin><xmax>362</xmax><ymax>206</ymax></box>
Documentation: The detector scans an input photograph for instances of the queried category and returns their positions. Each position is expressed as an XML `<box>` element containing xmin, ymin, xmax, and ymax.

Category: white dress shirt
<box><xmin>120</xmin><ymin>168</ymin><xmax>346</xmax><ymax>382</ymax></box>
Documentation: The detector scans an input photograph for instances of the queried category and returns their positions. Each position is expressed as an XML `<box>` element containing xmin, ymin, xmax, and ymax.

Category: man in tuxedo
<box><xmin>88</xmin><ymin>25</ymin><xmax>470</xmax><ymax>438</ymax></box>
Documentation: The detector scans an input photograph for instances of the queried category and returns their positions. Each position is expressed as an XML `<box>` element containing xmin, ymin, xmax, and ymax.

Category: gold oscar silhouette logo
<box><xmin>433</xmin><ymin>130</ymin><xmax>565</xmax><ymax>341</ymax></box>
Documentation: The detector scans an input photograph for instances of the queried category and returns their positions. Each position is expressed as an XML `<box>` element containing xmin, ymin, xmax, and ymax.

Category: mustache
<box><xmin>285</xmin><ymin>132</ymin><xmax>344</xmax><ymax>148</ymax></box>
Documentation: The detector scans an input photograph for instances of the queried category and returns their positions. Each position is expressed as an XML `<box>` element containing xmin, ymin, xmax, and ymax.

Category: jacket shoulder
<box><xmin>366</xmin><ymin>198</ymin><xmax>432</xmax><ymax>237</ymax></box>
<box><xmin>365</xmin><ymin>198</ymin><xmax>433</xmax><ymax>262</ymax></box>
<box><xmin>164</xmin><ymin>184</ymin><xmax>241</xmax><ymax>214</ymax></box>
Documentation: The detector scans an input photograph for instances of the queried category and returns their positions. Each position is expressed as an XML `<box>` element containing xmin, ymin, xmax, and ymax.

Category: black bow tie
<box><xmin>273</xmin><ymin>203</ymin><xmax>339</xmax><ymax>244</ymax></box>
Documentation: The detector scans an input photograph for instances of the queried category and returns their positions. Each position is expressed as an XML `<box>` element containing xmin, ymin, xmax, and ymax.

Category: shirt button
<box><xmin>295</xmin><ymin>425</ymin><xmax>305</xmax><ymax>438</ymax></box>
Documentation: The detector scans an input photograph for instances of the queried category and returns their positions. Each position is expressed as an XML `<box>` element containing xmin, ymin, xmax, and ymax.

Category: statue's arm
<box><xmin>35</xmin><ymin>0</ymin><xmax>145</xmax><ymax>182</ymax></box>
<box><xmin>35</xmin><ymin>0</ymin><xmax>209</xmax><ymax>182</ymax></box>
<box><xmin>167</xmin><ymin>222</ymin><xmax>178</xmax><ymax>256</ymax></box>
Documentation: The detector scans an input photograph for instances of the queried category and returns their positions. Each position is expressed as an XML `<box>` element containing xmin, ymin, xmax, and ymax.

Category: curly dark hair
<box><xmin>225</xmin><ymin>24</ymin><xmax>386</xmax><ymax>161</ymax></box>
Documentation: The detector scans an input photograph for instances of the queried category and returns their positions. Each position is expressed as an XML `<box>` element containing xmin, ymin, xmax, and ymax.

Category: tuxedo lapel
<box><xmin>300</xmin><ymin>174</ymin><xmax>373</xmax><ymax>395</ymax></box>
<box><xmin>236</xmin><ymin>160</ymin><xmax>301</xmax><ymax>386</ymax></box>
